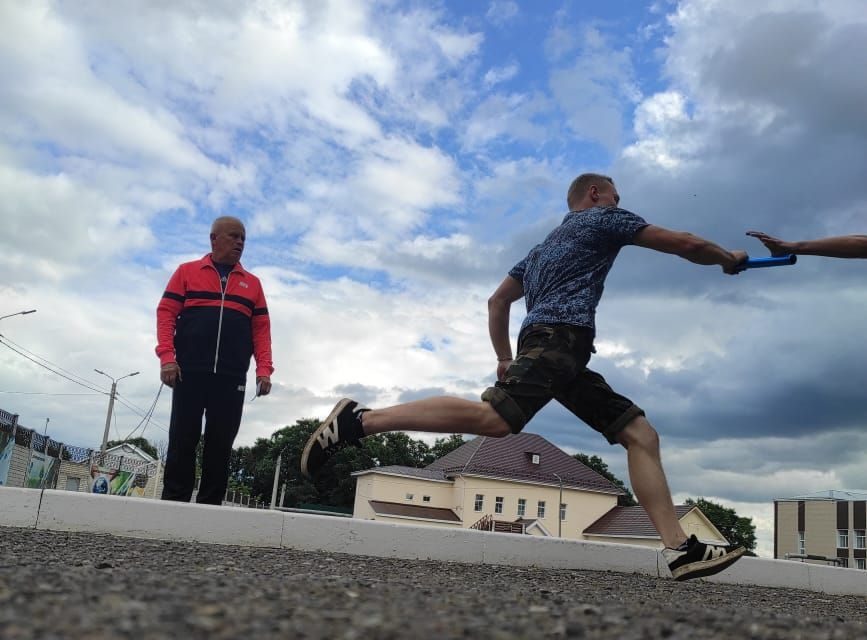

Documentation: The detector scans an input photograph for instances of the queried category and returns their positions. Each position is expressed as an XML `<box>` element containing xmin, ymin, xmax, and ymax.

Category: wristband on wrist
<box><xmin>497</xmin><ymin>356</ymin><xmax>513</xmax><ymax>362</ymax></box>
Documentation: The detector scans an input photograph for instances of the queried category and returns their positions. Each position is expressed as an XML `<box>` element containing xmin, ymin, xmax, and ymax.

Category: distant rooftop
<box><xmin>776</xmin><ymin>490</ymin><xmax>867</xmax><ymax>501</ymax></box>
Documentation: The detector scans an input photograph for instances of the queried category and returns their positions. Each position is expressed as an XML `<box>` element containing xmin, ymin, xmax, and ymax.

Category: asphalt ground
<box><xmin>1</xmin><ymin>527</ymin><xmax>865</xmax><ymax>640</ymax></box>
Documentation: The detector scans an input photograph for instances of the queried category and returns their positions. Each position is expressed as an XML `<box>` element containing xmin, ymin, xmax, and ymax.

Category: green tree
<box><xmin>104</xmin><ymin>437</ymin><xmax>158</xmax><ymax>459</ymax></box>
<box><xmin>572</xmin><ymin>453</ymin><xmax>637</xmax><ymax>506</ymax></box>
<box><xmin>685</xmin><ymin>497</ymin><xmax>757</xmax><ymax>554</ymax></box>
<box><xmin>425</xmin><ymin>434</ymin><xmax>467</xmax><ymax>464</ymax></box>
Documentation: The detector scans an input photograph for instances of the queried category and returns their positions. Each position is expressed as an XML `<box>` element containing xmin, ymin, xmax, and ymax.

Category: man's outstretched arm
<box><xmin>632</xmin><ymin>225</ymin><xmax>747</xmax><ymax>274</ymax></box>
<box><xmin>746</xmin><ymin>231</ymin><xmax>867</xmax><ymax>259</ymax></box>
<box><xmin>488</xmin><ymin>276</ymin><xmax>524</xmax><ymax>380</ymax></box>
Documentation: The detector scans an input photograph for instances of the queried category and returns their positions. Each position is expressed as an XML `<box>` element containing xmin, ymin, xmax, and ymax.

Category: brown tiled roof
<box><xmin>368</xmin><ymin>500</ymin><xmax>461</xmax><ymax>522</ymax></box>
<box><xmin>583</xmin><ymin>505</ymin><xmax>696</xmax><ymax>537</ymax></box>
<box><xmin>426</xmin><ymin>433</ymin><xmax>623</xmax><ymax>495</ymax></box>
<box><xmin>354</xmin><ymin>466</ymin><xmax>448</xmax><ymax>481</ymax></box>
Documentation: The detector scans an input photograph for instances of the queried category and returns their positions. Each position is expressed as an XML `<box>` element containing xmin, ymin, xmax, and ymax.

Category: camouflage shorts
<box><xmin>481</xmin><ymin>323</ymin><xmax>644</xmax><ymax>444</ymax></box>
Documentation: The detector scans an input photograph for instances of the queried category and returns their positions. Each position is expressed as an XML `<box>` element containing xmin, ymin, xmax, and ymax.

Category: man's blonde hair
<box><xmin>566</xmin><ymin>173</ymin><xmax>614</xmax><ymax>210</ymax></box>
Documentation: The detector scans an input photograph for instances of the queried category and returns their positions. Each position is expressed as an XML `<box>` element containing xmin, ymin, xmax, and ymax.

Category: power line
<box><xmin>0</xmin><ymin>334</ymin><xmax>108</xmax><ymax>391</ymax></box>
<box><xmin>0</xmin><ymin>334</ymin><xmax>169</xmax><ymax>434</ymax></box>
<box><xmin>122</xmin><ymin>384</ymin><xmax>166</xmax><ymax>441</ymax></box>
<box><xmin>0</xmin><ymin>391</ymin><xmax>103</xmax><ymax>396</ymax></box>
<box><xmin>0</xmin><ymin>338</ymin><xmax>107</xmax><ymax>394</ymax></box>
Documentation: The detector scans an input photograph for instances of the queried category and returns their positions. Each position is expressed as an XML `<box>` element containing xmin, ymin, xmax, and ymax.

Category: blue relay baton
<box><xmin>735</xmin><ymin>254</ymin><xmax>797</xmax><ymax>273</ymax></box>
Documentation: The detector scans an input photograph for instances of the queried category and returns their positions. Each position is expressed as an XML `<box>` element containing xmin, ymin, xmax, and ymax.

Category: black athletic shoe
<box><xmin>300</xmin><ymin>398</ymin><xmax>368</xmax><ymax>478</ymax></box>
<box><xmin>663</xmin><ymin>534</ymin><xmax>746</xmax><ymax>581</ymax></box>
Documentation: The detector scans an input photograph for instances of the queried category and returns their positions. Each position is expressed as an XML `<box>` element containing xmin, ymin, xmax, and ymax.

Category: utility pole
<box><xmin>270</xmin><ymin>444</ymin><xmax>290</xmax><ymax>509</ymax></box>
<box><xmin>553</xmin><ymin>472</ymin><xmax>564</xmax><ymax>537</ymax></box>
<box><xmin>94</xmin><ymin>369</ymin><xmax>139</xmax><ymax>459</ymax></box>
<box><xmin>270</xmin><ymin>451</ymin><xmax>283</xmax><ymax>509</ymax></box>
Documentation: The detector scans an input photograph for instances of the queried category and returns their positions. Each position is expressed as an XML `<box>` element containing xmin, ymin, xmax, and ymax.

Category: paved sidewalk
<box><xmin>1</xmin><ymin>527</ymin><xmax>865</xmax><ymax>640</ymax></box>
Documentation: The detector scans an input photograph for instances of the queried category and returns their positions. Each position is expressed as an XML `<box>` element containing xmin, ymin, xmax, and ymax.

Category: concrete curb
<box><xmin>2</xmin><ymin>487</ymin><xmax>865</xmax><ymax>596</ymax></box>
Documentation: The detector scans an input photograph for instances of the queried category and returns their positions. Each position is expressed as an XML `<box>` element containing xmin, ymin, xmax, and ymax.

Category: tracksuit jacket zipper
<box><xmin>212</xmin><ymin>266</ymin><xmax>234</xmax><ymax>373</ymax></box>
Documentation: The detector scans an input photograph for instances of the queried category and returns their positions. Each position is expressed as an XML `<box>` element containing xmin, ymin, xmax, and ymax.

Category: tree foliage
<box><xmin>227</xmin><ymin>420</ymin><xmax>467</xmax><ymax>509</ymax></box>
<box><xmin>104</xmin><ymin>437</ymin><xmax>158</xmax><ymax>459</ymax></box>
<box><xmin>685</xmin><ymin>497</ymin><xmax>757</xmax><ymax>553</ymax></box>
<box><xmin>573</xmin><ymin>452</ymin><xmax>637</xmax><ymax>506</ymax></box>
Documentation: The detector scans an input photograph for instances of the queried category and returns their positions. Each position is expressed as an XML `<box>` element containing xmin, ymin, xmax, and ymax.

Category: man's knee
<box><xmin>479</xmin><ymin>403</ymin><xmax>512</xmax><ymax>437</ymax></box>
<box><xmin>616</xmin><ymin>415</ymin><xmax>659</xmax><ymax>451</ymax></box>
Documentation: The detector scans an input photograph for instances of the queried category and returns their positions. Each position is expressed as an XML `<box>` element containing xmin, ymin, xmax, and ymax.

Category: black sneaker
<box><xmin>663</xmin><ymin>534</ymin><xmax>746</xmax><ymax>581</ymax></box>
<box><xmin>300</xmin><ymin>398</ymin><xmax>367</xmax><ymax>478</ymax></box>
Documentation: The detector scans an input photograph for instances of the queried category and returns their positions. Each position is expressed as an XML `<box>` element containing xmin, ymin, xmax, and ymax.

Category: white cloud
<box><xmin>483</xmin><ymin>63</ymin><xmax>519</xmax><ymax>88</ymax></box>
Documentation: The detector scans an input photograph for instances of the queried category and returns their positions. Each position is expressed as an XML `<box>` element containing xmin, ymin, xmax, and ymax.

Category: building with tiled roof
<box><xmin>352</xmin><ymin>433</ymin><xmax>725</xmax><ymax>547</ymax></box>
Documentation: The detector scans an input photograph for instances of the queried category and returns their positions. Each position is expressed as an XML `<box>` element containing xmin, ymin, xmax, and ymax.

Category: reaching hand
<box><xmin>723</xmin><ymin>250</ymin><xmax>749</xmax><ymax>275</ymax></box>
<box><xmin>746</xmin><ymin>231</ymin><xmax>794</xmax><ymax>256</ymax></box>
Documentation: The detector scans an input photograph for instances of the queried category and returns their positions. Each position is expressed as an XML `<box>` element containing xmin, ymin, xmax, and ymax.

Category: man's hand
<box><xmin>256</xmin><ymin>376</ymin><xmax>272</xmax><ymax>396</ymax></box>
<box><xmin>723</xmin><ymin>250</ymin><xmax>749</xmax><ymax>275</ymax></box>
<box><xmin>160</xmin><ymin>362</ymin><xmax>181</xmax><ymax>388</ymax></box>
<box><xmin>497</xmin><ymin>359</ymin><xmax>513</xmax><ymax>381</ymax></box>
<box><xmin>746</xmin><ymin>231</ymin><xmax>793</xmax><ymax>256</ymax></box>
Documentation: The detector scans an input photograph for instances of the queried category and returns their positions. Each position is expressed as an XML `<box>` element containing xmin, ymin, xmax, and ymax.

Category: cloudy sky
<box><xmin>1</xmin><ymin>0</ymin><xmax>865</xmax><ymax>557</ymax></box>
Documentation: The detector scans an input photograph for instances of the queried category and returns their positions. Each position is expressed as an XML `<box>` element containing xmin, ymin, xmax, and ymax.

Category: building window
<box><xmin>517</xmin><ymin>498</ymin><xmax>526</xmax><ymax>517</ymax></box>
<box><xmin>798</xmin><ymin>531</ymin><xmax>805</xmax><ymax>555</ymax></box>
<box><xmin>837</xmin><ymin>529</ymin><xmax>849</xmax><ymax>548</ymax></box>
<box><xmin>560</xmin><ymin>503</ymin><xmax>567</xmax><ymax>521</ymax></box>
<box><xmin>495</xmin><ymin>497</ymin><xmax>504</xmax><ymax>514</ymax></box>
<box><xmin>422</xmin><ymin>496</ymin><xmax>431</xmax><ymax>503</ymax></box>
<box><xmin>405</xmin><ymin>493</ymin><xmax>414</xmax><ymax>501</ymax></box>
<box><xmin>856</xmin><ymin>559</ymin><xmax>866</xmax><ymax>571</ymax></box>
<box><xmin>531</xmin><ymin>453</ymin><xmax>540</xmax><ymax>464</ymax></box>
<box><xmin>474</xmin><ymin>494</ymin><xmax>484</xmax><ymax>512</ymax></box>
<box><xmin>838</xmin><ymin>557</ymin><xmax>849</xmax><ymax>568</ymax></box>
<box><xmin>537</xmin><ymin>500</ymin><xmax>546</xmax><ymax>518</ymax></box>
<box><xmin>855</xmin><ymin>530</ymin><xmax>866</xmax><ymax>549</ymax></box>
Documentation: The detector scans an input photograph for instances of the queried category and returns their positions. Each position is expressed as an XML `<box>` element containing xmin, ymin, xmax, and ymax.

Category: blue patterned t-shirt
<box><xmin>509</xmin><ymin>206</ymin><xmax>648</xmax><ymax>332</ymax></box>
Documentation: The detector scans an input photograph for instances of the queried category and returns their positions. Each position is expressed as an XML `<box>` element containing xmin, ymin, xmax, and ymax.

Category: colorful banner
<box><xmin>25</xmin><ymin>451</ymin><xmax>60</xmax><ymax>489</ymax></box>
<box><xmin>0</xmin><ymin>430</ymin><xmax>14</xmax><ymax>486</ymax></box>
<box><xmin>89</xmin><ymin>464</ymin><xmax>138</xmax><ymax>496</ymax></box>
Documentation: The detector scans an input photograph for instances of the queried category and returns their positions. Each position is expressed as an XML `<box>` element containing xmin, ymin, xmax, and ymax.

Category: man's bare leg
<box><xmin>617</xmin><ymin>415</ymin><xmax>688</xmax><ymax>549</ymax></box>
<box><xmin>361</xmin><ymin>397</ymin><xmax>511</xmax><ymax>438</ymax></box>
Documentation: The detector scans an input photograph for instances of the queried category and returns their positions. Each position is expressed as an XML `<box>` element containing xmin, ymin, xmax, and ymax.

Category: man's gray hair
<box><xmin>210</xmin><ymin>216</ymin><xmax>245</xmax><ymax>234</ymax></box>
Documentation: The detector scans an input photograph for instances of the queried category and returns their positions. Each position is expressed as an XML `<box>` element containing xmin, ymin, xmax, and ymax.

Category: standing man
<box><xmin>302</xmin><ymin>174</ymin><xmax>749</xmax><ymax>581</ymax></box>
<box><xmin>156</xmin><ymin>216</ymin><xmax>273</xmax><ymax>505</ymax></box>
<box><xmin>747</xmin><ymin>231</ymin><xmax>867</xmax><ymax>259</ymax></box>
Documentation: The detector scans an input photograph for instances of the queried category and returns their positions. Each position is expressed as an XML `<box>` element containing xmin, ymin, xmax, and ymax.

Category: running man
<box><xmin>303</xmin><ymin>174</ymin><xmax>748</xmax><ymax>581</ymax></box>
<box><xmin>747</xmin><ymin>231</ymin><xmax>867</xmax><ymax>259</ymax></box>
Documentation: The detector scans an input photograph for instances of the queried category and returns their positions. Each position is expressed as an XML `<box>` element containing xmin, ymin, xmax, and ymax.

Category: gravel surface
<box><xmin>1</xmin><ymin>527</ymin><xmax>865</xmax><ymax>639</ymax></box>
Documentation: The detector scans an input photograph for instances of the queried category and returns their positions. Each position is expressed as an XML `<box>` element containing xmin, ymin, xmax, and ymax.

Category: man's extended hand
<box><xmin>160</xmin><ymin>362</ymin><xmax>181</xmax><ymax>388</ymax></box>
<box><xmin>723</xmin><ymin>250</ymin><xmax>749</xmax><ymax>275</ymax></box>
<box><xmin>256</xmin><ymin>376</ymin><xmax>272</xmax><ymax>396</ymax></box>
<box><xmin>746</xmin><ymin>231</ymin><xmax>793</xmax><ymax>256</ymax></box>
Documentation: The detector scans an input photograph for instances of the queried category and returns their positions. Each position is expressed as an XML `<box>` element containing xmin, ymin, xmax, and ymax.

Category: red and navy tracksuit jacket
<box><xmin>156</xmin><ymin>255</ymin><xmax>274</xmax><ymax>379</ymax></box>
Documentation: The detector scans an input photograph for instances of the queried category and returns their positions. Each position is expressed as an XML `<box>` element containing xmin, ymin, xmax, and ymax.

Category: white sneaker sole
<box><xmin>300</xmin><ymin>398</ymin><xmax>353</xmax><ymax>478</ymax></box>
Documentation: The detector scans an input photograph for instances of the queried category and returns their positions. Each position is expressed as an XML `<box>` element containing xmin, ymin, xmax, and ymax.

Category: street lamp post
<box><xmin>553</xmin><ymin>472</ymin><xmax>564</xmax><ymax>537</ymax></box>
<box><xmin>0</xmin><ymin>309</ymin><xmax>37</xmax><ymax>322</ymax></box>
<box><xmin>270</xmin><ymin>444</ymin><xmax>291</xmax><ymax>509</ymax></box>
<box><xmin>94</xmin><ymin>369</ymin><xmax>140</xmax><ymax>458</ymax></box>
